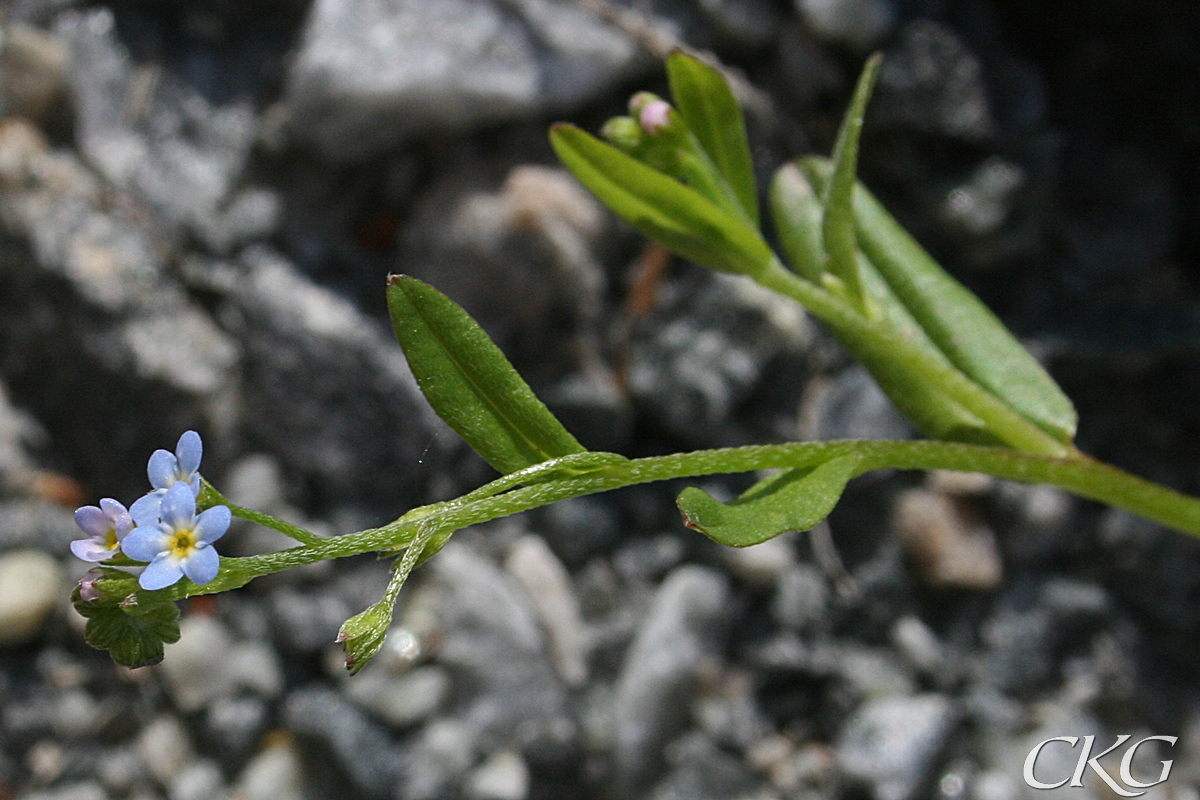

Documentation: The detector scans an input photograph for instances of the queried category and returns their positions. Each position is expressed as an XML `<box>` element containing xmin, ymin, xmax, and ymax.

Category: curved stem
<box><xmin>185</xmin><ymin>440</ymin><xmax>1200</xmax><ymax>599</ymax></box>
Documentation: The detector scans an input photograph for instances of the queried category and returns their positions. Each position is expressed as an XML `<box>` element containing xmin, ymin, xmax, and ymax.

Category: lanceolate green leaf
<box><xmin>677</xmin><ymin>454</ymin><xmax>858</xmax><ymax>547</ymax></box>
<box><xmin>550</xmin><ymin>124</ymin><xmax>775</xmax><ymax>278</ymax></box>
<box><xmin>666</xmin><ymin>51</ymin><xmax>759</xmax><ymax>226</ymax></box>
<box><xmin>769</xmin><ymin>163</ymin><xmax>826</xmax><ymax>282</ymax></box>
<box><xmin>387</xmin><ymin>276</ymin><xmax>586</xmax><ymax>475</ymax></box>
<box><xmin>822</xmin><ymin>53</ymin><xmax>882</xmax><ymax>308</ymax></box>
<box><xmin>802</xmin><ymin>157</ymin><xmax>1077</xmax><ymax>443</ymax></box>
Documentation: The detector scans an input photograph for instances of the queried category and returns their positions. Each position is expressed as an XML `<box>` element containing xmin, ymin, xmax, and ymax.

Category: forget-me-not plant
<box><xmin>66</xmin><ymin>52</ymin><xmax>1200</xmax><ymax>671</ymax></box>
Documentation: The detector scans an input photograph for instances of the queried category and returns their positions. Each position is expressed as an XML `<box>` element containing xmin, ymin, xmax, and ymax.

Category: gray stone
<box><xmin>797</xmin><ymin>0</ymin><xmax>894</xmax><ymax>51</ymax></box>
<box><xmin>0</xmin><ymin>549</ymin><xmax>62</xmax><ymax>645</ymax></box>
<box><xmin>283</xmin><ymin>685</ymin><xmax>404</xmax><ymax>798</ymax></box>
<box><xmin>343</xmin><ymin>665</ymin><xmax>450</xmax><ymax>729</ymax></box>
<box><xmin>160</xmin><ymin>615</ymin><xmax>283</xmax><ymax>712</ymax></box>
<box><xmin>837</xmin><ymin>694</ymin><xmax>958</xmax><ymax>800</ymax></box>
<box><xmin>400</xmin><ymin>717</ymin><xmax>478</xmax><ymax>800</ymax></box>
<box><xmin>801</xmin><ymin>365</ymin><xmax>913</xmax><ymax>441</ymax></box>
<box><xmin>136</xmin><ymin>716</ymin><xmax>194</xmax><ymax>788</ymax></box>
<box><xmin>283</xmin><ymin>0</ymin><xmax>642</xmax><ymax>160</ymax></box>
<box><xmin>0</xmin><ymin>500</ymin><xmax>78</xmax><ymax>554</ymax></box>
<box><xmin>167</xmin><ymin>759</ymin><xmax>225</xmax><ymax>800</ymax></box>
<box><xmin>57</xmin><ymin>9</ymin><xmax>257</xmax><ymax>238</ymax></box>
<box><xmin>630</xmin><ymin>273</ymin><xmax>814</xmax><ymax>445</ymax></box>
<box><xmin>771</xmin><ymin>563</ymin><xmax>829</xmax><ymax>632</ymax></box>
<box><xmin>649</xmin><ymin>732</ymin><xmax>766</xmax><ymax>800</ymax></box>
<box><xmin>424</xmin><ymin>542</ymin><xmax>573</xmax><ymax>753</ymax></box>
<box><xmin>233</xmin><ymin>739</ymin><xmax>305</xmax><ymax>800</ymax></box>
<box><xmin>230</xmin><ymin>247</ymin><xmax>445</xmax><ymax>510</ymax></box>
<box><xmin>614</xmin><ymin>565</ymin><xmax>731</xmax><ymax>793</ymax></box>
<box><xmin>202</xmin><ymin>695</ymin><xmax>270</xmax><ymax>763</ymax></box>
<box><xmin>16</xmin><ymin>782</ymin><xmax>109</xmax><ymax>800</ymax></box>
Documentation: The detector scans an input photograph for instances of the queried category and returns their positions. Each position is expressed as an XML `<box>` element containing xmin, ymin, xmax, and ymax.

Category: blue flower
<box><xmin>129</xmin><ymin>430</ymin><xmax>204</xmax><ymax>524</ymax></box>
<box><xmin>121</xmin><ymin>482</ymin><xmax>230</xmax><ymax>590</ymax></box>
<box><xmin>70</xmin><ymin>498</ymin><xmax>133</xmax><ymax>562</ymax></box>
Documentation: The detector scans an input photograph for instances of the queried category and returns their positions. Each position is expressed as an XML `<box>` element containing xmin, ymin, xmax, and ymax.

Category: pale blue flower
<box><xmin>70</xmin><ymin>498</ymin><xmax>133</xmax><ymax>562</ymax></box>
<box><xmin>122</xmin><ymin>482</ymin><xmax>230</xmax><ymax>590</ymax></box>
<box><xmin>129</xmin><ymin>430</ymin><xmax>204</xmax><ymax>524</ymax></box>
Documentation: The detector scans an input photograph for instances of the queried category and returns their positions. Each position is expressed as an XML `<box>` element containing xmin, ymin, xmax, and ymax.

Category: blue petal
<box><xmin>139</xmin><ymin>554</ymin><xmax>184</xmax><ymax>590</ymax></box>
<box><xmin>71</xmin><ymin>538</ymin><xmax>116</xmax><ymax>562</ymax></box>
<box><xmin>99</xmin><ymin>498</ymin><xmax>133</xmax><ymax>537</ymax></box>
<box><xmin>194</xmin><ymin>505</ymin><xmax>231</xmax><ymax>545</ymax></box>
<box><xmin>176</xmin><ymin>430</ymin><xmax>202</xmax><ymax>475</ymax></box>
<box><xmin>181</xmin><ymin>545</ymin><xmax>219</xmax><ymax>585</ymax></box>
<box><xmin>130</xmin><ymin>492</ymin><xmax>163</xmax><ymax>527</ymax></box>
<box><xmin>147</xmin><ymin>449</ymin><xmax>178</xmax><ymax>490</ymax></box>
<box><xmin>160</xmin><ymin>483</ymin><xmax>196</xmax><ymax>529</ymax></box>
<box><xmin>74</xmin><ymin>505</ymin><xmax>109</xmax><ymax>538</ymax></box>
<box><xmin>122</xmin><ymin>525</ymin><xmax>168</xmax><ymax>562</ymax></box>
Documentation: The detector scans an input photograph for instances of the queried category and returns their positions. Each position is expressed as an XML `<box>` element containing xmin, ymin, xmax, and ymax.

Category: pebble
<box><xmin>160</xmin><ymin>615</ymin><xmax>283</xmax><ymax>712</ymax></box>
<box><xmin>282</xmin><ymin>0</ymin><xmax>640</xmax><ymax>160</ymax></box>
<box><xmin>796</xmin><ymin>0</ymin><xmax>894</xmax><ymax>51</ymax></box>
<box><xmin>136</xmin><ymin>716</ymin><xmax>194</xmax><ymax>788</ymax></box>
<box><xmin>465</xmin><ymin>749</ymin><xmax>529</xmax><ymax>800</ymax></box>
<box><xmin>614</xmin><ymin>565</ymin><xmax>731</xmax><ymax>794</ymax></box>
<box><xmin>167</xmin><ymin>758</ymin><xmax>225</xmax><ymax>800</ymax></box>
<box><xmin>233</xmin><ymin>738</ymin><xmax>306</xmax><ymax>800</ymax></box>
<box><xmin>0</xmin><ymin>549</ymin><xmax>63</xmax><ymax>645</ymax></box>
<box><xmin>771</xmin><ymin>563</ymin><xmax>830</xmax><ymax>632</ymax></box>
<box><xmin>894</xmin><ymin>488</ymin><xmax>1003</xmax><ymax>590</ymax></box>
<box><xmin>16</xmin><ymin>781</ymin><xmax>109</xmax><ymax>800</ymax></box>
<box><xmin>343</xmin><ymin>665</ymin><xmax>450</xmax><ymax>729</ymax></box>
<box><xmin>504</xmin><ymin>535</ymin><xmax>589</xmax><ymax>687</ymax></box>
<box><xmin>283</xmin><ymin>686</ymin><xmax>403</xmax><ymax>797</ymax></box>
<box><xmin>837</xmin><ymin>694</ymin><xmax>958</xmax><ymax>800</ymax></box>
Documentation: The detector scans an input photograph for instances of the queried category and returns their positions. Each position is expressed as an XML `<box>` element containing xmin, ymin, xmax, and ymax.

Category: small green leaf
<box><xmin>803</xmin><ymin>157</ymin><xmax>1077</xmax><ymax>443</ymax></box>
<box><xmin>769</xmin><ymin>163</ymin><xmax>827</xmax><ymax>282</ymax></box>
<box><xmin>666</xmin><ymin>51</ymin><xmax>759</xmax><ymax>226</ymax></box>
<box><xmin>387</xmin><ymin>276</ymin><xmax>586</xmax><ymax>475</ymax></box>
<box><xmin>73</xmin><ymin>581</ymin><xmax>181</xmax><ymax>669</ymax></box>
<box><xmin>822</xmin><ymin>53</ymin><xmax>882</xmax><ymax>308</ymax></box>
<box><xmin>677</xmin><ymin>454</ymin><xmax>858</xmax><ymax>547</ymax></box>
<box><xmin>550</xmin><ymin>124</ymin><xmax>775</xmax><ymax>278</ymax></box>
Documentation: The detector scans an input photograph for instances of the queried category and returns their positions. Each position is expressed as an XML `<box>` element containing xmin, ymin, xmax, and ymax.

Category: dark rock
<box><xmin>801</xmin><ymin>365</ymin><xmax>914</xmax><ymax>442</ymax></box>
<box><xmin>875</xmin><ymin>20</ymin><xmax>997</xmax><ymax>142</ymax></box>
<box><xmin>649</xmin><ymin>731</ymin><xmax>766</xmax><ymax>800</ymax></box>
<box><xmin>229</xmin><ymin>247</ymin><xmax>446</xmax><ymax>512</ymax></box>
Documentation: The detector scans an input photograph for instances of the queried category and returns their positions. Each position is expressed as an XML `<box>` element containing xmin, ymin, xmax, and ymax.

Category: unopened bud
<box><xmin>600</xmin><ymin>116</ymin><xmax>643</xmax><ymax>151</ymax></box>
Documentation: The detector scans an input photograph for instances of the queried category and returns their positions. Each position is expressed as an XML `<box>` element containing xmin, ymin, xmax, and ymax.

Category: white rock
<box><xmin>0</xmin><ymin>548</ymin><xmax>62</xmax><ymax>645</ymax></box>
<box><xmin>233</xmin><ymin>740</ymin><xmax>305</xmax><ymax>800</ymax></box>
<box><xmin>137</xmin><ymin>715</ymin><xmax>194</xmax><ymax>787</ymax></box>
<box><xmin>504</xmin><ymin>535</ymin><xmax>588</xmax><ymax>686</ymax></box>
<box><xmin>466</xmin><ymin>750</ymin><xmax>530</xmax><ymax>800</ymax></box>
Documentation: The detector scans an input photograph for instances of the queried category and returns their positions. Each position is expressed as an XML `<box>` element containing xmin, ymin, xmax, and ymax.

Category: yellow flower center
<box><xmin>104</xmin><ymin>529</ymin><xmax>119</xmax><ymax>550</ymax></box>
<box><xmin>169</xmin><ymin>528</ymin><xmax>198</xmax><ymax>558</ymax></box>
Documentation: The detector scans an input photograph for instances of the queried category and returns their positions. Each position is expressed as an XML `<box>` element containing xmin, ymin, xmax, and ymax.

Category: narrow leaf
<box><xmin>769</xmin><ymin>162</ymin><xmax>827</xmax><ymax>282</ymax></box>
<box><xmin>387</xmin><ymin>276</ymin><xmax>586</xmax><ymax>475</ymax></box>
<box><xmin>822</xmin><ymin>53</ymin><xmax>882</xmax><ymax>307</ymax></box>
<box><xmin>667</xmin><ymin>51</ymin><xmax>759</xmax><ymax>225</ymax></box>
<box><xmin>551</xmin><ymin>124</ymin><xmax>775</xmax><ymax>278</ymax></box>
<box><xmin>677</xmin><ymin>455</ymin><xmax>858</xmax><ymax>547</ymax></box>
<box><xmin>804</xmin><ymin>157</ymin><xmax>1077</xmax><ymax>443</ymax></box>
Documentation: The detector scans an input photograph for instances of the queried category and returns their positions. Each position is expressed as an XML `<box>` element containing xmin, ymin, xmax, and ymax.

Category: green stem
<box><xmin>199</xmin><ymin>480</ymin><xmax>324</xmax><ymax>547</ymax></box>
<box><xmin>755</xmin><ymin>260</ymin><xmax>1070</xmax><ymax>457</ymax></box>
<box><xmin>186</xmin><ymin>440</ymin><xmax>1200</xmax><ymax>599</ymax></box>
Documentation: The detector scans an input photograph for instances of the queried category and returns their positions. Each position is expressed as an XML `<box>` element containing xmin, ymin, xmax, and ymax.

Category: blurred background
<box><xmin>1</xmin><ymin>0</ymin><xmax>1199</xmax><ymax>798</ymax></box>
